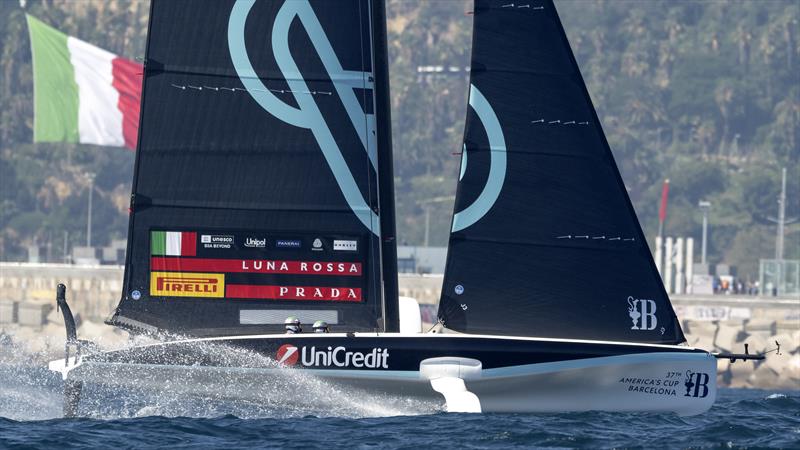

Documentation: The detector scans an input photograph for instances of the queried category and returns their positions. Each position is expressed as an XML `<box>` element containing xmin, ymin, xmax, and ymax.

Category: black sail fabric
<box><xmin>437</xmin><ymin>0</ymin><xmax>685</xmax><ymax>344</ymax></box>
<box><xmin>110</xmin><ymin>0</ymin><xmax>392</xmax><ymax>336</ymax></box>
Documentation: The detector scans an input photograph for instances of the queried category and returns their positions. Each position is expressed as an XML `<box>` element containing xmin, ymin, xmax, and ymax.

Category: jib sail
<box><xmin>437</xmin><ymin>0</ymin><xmax>685</xmax><ymax>344</ymax></box>
<box><xmin>109</xmin><ymin>0</ymin><xmax>398</xmax><ymax>336</ymax></box>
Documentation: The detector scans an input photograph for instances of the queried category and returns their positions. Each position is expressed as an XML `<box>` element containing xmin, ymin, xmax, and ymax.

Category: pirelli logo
<box><xmin>150</xmin><ymin>272</ymin><xmax>225</xmax><ymax>298</ymax></box>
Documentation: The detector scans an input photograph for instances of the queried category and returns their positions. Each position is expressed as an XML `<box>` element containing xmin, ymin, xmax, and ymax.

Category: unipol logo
<box><xmin>244</xmin><ymin>237</ymin><xmax>266</xmax><ymax>248</ymax></box>
<box><xmin>684</xmin><ymin>370</ymin><xmax>710</xmax><ymax>398</ymax></box>
<box><xmin>228</xmin><ymin>0</ymin><xmax>380</xmax><ymax>236</ymax></box>
<box><xmin>627</xmin><ymin>296</ymin><xmax>657</xmax><ymax>330</ymax></box>
<box><xmin>276</xmin><ymin>344</ymin><xmax>299</xmax><ymax>366</ymax></box>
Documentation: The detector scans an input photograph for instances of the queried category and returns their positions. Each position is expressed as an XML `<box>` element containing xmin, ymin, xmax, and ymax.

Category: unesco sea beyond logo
<box><xmin>201</xmin><ymin>234</ymin><xmax>234</xmax><ymax>249</ymax></box>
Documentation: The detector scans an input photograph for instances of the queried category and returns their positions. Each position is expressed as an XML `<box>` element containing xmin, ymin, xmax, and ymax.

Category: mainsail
<box><xmin>110</xmin><ymin>0</ymin><xmax>398</xmax><ymax>336</ymax></box>
<box><xmin>438</xmin><ymin>0</ymin><xmax>685</xmax><ymax>344</ymax></box>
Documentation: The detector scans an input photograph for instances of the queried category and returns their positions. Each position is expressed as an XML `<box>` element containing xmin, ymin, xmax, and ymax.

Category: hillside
<box><xmin>0</xmin><ymin>0</ymin><xmax>797</xmax><ymax>280</ymax></box>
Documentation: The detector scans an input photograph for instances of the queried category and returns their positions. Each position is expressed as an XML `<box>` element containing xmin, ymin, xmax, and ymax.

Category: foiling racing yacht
<box><xmin>48</xmin><ymin>0</ymin><xmax>766</xmax><ymax>417</ymax></box>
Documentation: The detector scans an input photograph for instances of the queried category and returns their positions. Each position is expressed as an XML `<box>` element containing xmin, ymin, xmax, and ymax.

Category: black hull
<box><xmin>50</xmin><ymin>333</ymin><xmax>717</xmax><ymax>415</ymax></box>
<box><xmin>82</xmin><ymin>333</ymin><xmax>703</xmax><ymax>371</ymax></box>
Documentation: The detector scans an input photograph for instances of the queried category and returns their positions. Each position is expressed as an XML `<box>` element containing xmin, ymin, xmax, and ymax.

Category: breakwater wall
<box><xmin>1</xmin><ymin>263</ymin><xmax>797</xmax><ymax>389</ymax></box>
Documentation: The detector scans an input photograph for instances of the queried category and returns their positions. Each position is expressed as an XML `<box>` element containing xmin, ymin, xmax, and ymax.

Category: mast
<box><xmin>371</xmin><ymin>0</ymin><xmax>399</xmax><ymax>332</ymax></box>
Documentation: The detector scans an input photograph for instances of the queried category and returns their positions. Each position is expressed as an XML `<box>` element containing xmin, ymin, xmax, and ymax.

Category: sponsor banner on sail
<box><xmin>151</xmin><ymin>257</ymin><xmax>362</xmax><ymax>276</ymax></box>
<box><xmin>148</xmin><ymin>229</ymin><xmax>366</xmax><ymax>302</ymax></box>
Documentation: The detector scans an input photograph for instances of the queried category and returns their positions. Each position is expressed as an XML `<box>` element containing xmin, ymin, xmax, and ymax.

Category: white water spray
<box><xmin>0</xmin><ymin>337</ymin><xmax>440</xmax><ymax>420</ymax></box>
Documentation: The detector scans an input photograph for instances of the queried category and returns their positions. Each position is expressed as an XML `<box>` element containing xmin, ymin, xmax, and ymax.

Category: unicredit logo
<box><xmin>276</xmin><ymin>344</ymin><xmax>299</xmax><ymax>366</ymax></box>
<box><xmin>276</xmin><ymin>345</ymin><xmax>389</xmax><ymax>369</ymax></box>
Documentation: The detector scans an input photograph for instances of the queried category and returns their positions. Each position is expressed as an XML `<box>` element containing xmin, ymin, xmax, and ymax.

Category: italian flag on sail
<box><xmin>151</xmin><ymin>231</ymin><xmax>197</xmax><ymax>257</ymax></box>
<box><xmin>26</xmin><ymin>15</ymin><xmax>142</xmax><ymax>150</ymax></box>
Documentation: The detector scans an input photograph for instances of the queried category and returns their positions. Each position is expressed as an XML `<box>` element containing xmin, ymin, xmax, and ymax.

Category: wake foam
<box><xmin>1</xmin><ymin>338</ymin><xmax>440</xmax><ymax>421</ymax></box>
<box><xmin>765</xmin><ymin>393</ymin><xmax>787</xmax><ymax>400</ymax></box>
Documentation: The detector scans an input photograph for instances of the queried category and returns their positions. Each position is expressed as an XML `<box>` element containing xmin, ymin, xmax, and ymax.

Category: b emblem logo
<box><xmin>276</xmin><ymin>344</ymin><xmax>299</xmax><ymax>366</ymax></box>
<box><xmin>627</xmin><ymin>296</ymin><xmax>657</xmax><ymax>330</ymax></box>
<box><xmin>684</xmin><ymin>370</ymin><xmax>710</xmax><ymax>398</ymax></box>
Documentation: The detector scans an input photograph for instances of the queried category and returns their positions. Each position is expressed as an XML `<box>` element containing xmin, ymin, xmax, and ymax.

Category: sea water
<box><xmin>0</xmin><ymin>355</ymin><xmax>798</xmax><ymax>448</ymax></box>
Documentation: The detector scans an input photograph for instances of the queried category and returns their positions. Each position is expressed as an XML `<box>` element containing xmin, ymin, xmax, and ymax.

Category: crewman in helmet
<box><xmin>312</xmin><ymin>320</ymin><xmax>330</xmax><ymax>333</ymax></box>
<box><xmin>284</xmin><ymin>316</ymin><xmax>302</xmax><ymax>334</ymax></box>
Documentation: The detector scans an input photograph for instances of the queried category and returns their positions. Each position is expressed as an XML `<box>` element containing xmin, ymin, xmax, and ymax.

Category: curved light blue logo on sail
<box><xmin>459</xmin><ymin>143</ymin><xmax>468</xmax><ymax>181</ymax></box>
<box><xmin>452</xmin><ymin>84</ymin><xmax>507</xmax><ymax>232</ymax></box>
<box><xmin>228</xmin><ymin>0</ymin><xmax>380</xmax><ymax>236</ymax></box>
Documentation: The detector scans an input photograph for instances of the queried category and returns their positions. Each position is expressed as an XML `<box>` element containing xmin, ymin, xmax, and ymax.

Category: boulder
<box><xmin>0</xmin><ymin>288</ymin><xmax>24</xmax><ymax>302</ymax></box>
<box><xmin>770</xmin><ymin>333</ymin><xmax>793</xmax><ymax>355</ymax></box>
<box><xmin>16</xmin><ymin>302</ymin><xmax>53</xmax><ymax>328</ymax></box>
<box><xmin>0</xmin><ymin>300</ymin><xmax>17</xmax><ymax>324</ymax></box>
<box><xmin>684</xmin><ymin>320</ymin><xmax>718</xmax><ymax>339</ymax></box>
<box><xmin>693</xmin><ymin>334</ymin><xmax>715</xmax><ymax>352</ymax></box>
<box><xmin>714</xmin><ymin>324</ymin><xmax>741</xmax><ymax>353</ymax></box>
<box><xmin>762</xmin><ymin>348</ymin><xmax>792</xmax><ymax>378</ymax></box>
<box><xmin>744</xmin><ymin>318</ymin><xmax>776</xmax><ymax>335</ymax></box>
<box><xmin>684</xmin><ymin>335</ymin><xmax>700</xmax><ymax>347</ymax></box>
<box><xmin>782</xmin><ymin>355</ymin><xmax>800</xmax><ymax>383</ymax></box>
<box><xmin>748</xmin><ymin>364</ymin><xmax>781</xmax><ymax>389</ymax></box>
<box><xmin>728</xmin><ymin>359</ymin><xmax>755</xmax><ymax>388</ymax></box>
<box><xmin>716</xmin><ymin>357</ymin><xmax>730</xmax><ymax>373</ymax></box>
<box><xmin>743</xmin><ymin>334</ymin><xmax>770</xmax><ymax>354</ymax></box>
<box><xmin>775</xmin><ymin>320</ymin><xmax>798</xmax><ymax>334</ymax></box>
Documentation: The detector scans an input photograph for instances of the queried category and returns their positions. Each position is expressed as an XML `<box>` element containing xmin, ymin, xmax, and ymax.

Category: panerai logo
<box><xmin>275</xmin><ymin>239</ymin><xmax>302</xmax><ymax>248</ymax></box>
<box><xmin>276</xmin><ymin>344</ymin><xmax>388</xmax><ymax>369</ymax></box>
<box><xmin>627</xmin><ymin>296</ymin><xmax>657</xmax><ymax>331</ymax></box>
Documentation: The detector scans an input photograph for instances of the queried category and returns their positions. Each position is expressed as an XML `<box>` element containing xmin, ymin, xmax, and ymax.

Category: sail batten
<box><xmin>438</xmin><ymin>0</ymin><xmax>685</xmax><ymax>344</ymax></box>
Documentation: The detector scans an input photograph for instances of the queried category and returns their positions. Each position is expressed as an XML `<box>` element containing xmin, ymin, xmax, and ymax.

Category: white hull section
<box><xmin>468</xmin><ymin>352</ymin><xmax>716</xmax><ymax>415</ymax></box>
<box><xmin>50</xmin><ymin>346</ymin><xmax>716</xmax><ymax>416</ymax></box>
